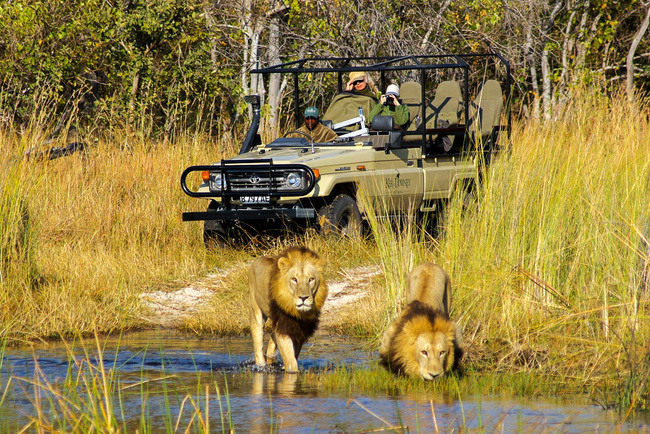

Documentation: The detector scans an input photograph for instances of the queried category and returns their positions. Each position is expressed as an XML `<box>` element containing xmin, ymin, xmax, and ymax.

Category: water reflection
<box><xmin>0</xmin><ymin>330</ymin><xmax>648</xmax><ymax>432</ymax></box>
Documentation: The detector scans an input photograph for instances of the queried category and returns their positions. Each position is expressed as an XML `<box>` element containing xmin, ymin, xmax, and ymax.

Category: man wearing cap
<box><xmin>345</xmin><ymin>71</ymin><xmax>379</xmax><ymax>99</ymax></box>
<box><xmin>289</xmin><ymin>107</ymin><xmax>338</xmax><ymax>143</ymax></box>
<box><xmin>368</xmin><ymin>84</ymin><xmax>410</xmax><ymax>128</ymax></box>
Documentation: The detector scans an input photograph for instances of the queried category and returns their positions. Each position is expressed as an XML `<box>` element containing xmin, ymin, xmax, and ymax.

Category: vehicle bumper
<box><xmin>183</xmin><ymin>208</ymin><xmax>316</xmax><ymax>222</ymax></box>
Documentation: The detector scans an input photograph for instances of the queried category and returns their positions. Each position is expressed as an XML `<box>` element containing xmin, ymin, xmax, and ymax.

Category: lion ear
<box><xmin>277</xmin><ymin>257</ymin><xmax>290</xmax><ymax>273</ymax></box>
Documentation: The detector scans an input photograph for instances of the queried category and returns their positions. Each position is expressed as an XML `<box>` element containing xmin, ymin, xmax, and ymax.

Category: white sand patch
<box><xmin>140</xmin><ymin>264</ymin><xmax>383</xmax><ymax>328</ymax></box>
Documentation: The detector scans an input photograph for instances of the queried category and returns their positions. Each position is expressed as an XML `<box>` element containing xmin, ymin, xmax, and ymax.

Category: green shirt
<box><xmin>368</xmin><ymin>102</ymin><xmax>410</xmax><ymax>127</ymax></box>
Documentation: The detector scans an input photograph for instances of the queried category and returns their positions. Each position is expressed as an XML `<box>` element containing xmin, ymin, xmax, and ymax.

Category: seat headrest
<box><xmin>371</xmin><ymin>115</ymin><xmax>395</xmax><ymax>131</ymax></box>
<box><xmin>400</xmin><ymin>82</ymin><xmax>422</xmax><ymax>105</ymax></box>
<box><xmin>476</xmin><ymin>80</ymin><xmax>502</xmax><ymax>100</ymax></box>
<box><xmin>435</xmin><ymin>80</ymin><xmax>463</xmax><ymax>101</ymax></box>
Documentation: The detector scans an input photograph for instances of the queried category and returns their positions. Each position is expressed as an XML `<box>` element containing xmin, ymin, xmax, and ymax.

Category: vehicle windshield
<box><xmin>265</xmin><ymin>136</ymin><xmax>374</xmax><ymax>148</ymax></box>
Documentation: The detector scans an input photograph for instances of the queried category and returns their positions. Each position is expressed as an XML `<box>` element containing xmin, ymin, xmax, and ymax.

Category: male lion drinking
<box><xmin>380</xmin><ymin>263</ymin><xmax>463</xmax><ymax>380</ymax></box>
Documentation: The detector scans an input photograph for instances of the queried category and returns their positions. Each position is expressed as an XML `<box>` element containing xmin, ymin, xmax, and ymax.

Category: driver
<box><xmin>288</xmin><ymin>107</ymin><xmax>338</xmax><ymax>143</ymax></box>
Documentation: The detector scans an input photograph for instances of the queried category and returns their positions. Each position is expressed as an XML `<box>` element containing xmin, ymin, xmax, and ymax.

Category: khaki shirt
<box><xmin>289</xmin><ymin>122</ymin><xmax>338</xmax><ymax>143</ymax></box>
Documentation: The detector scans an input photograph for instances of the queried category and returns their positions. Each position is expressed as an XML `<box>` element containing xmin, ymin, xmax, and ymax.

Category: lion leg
<box><xmin>265</xmin><ymin>333</ymin><xmax>277</xmax><ymax>364</ymax></box>
<box><xmin>250</xmin><ymin>297</ymin><xmax>267</xmax><ymax>366</ymax></box>
<box><xmin>293</xmin><ymin>340</ymin><xmax>304</xmax><ymax>359</ymax></box>
<box><xmin>274</xmin><ymin>332</ymin><xmax>299</xmax><ymax>373</ymax></box>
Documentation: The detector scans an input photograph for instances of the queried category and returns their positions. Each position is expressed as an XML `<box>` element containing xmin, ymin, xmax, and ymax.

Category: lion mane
<box><xmin>379</xmin><ymin>264</ymin><xmax>463</xmax><ymax>380</ymax></box>
<box><xmin>249</xmin><ymin>246</ymin><xmax>328</xmax><ymax>372</ymax></box>
<box><xmin>379</xmin><ymin>301</ymin><xmax>463</xmax><ymax>380</ymax></box>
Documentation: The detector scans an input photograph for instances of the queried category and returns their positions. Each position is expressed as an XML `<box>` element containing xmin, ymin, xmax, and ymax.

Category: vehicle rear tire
<box><xmin>319</xmin><ymin>194</ymin><xmax>362</xmax><ymax>237</ymax></box>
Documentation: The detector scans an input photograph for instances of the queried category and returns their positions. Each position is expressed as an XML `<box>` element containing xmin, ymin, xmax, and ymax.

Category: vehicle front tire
<box><xmin>203</xmin><ymin>220</ymin><xmax>229</xmax><ymax>249</ymax></box>
<box><xmin>318</xmin><ymin>194</ymin><xmax>362</xmax><ymax>237</ymax></box>
<box><xmin>203</xmin><ymin>201</ymin><xmax>231</xmax><ymax>249</ymax></box>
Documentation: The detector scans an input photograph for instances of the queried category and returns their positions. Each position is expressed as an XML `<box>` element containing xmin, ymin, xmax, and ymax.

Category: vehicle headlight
<box><xmin>285</xmin><ymin>172</ymin><xmax>303</xmax><ymax>189</ymax></box>
<box><xmin>209</xmin><ymin>172</ymin><xmax>226</xmax><ymax>191</ymax></box>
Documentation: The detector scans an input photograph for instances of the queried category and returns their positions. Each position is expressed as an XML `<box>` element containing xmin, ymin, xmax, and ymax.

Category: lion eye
<box><xmin>291</xmin><ymin>277</ymin><xmax>298</xmax><ymax>284</ymax></box>
<box><xmin>421</xmin><ymin>350</ymin><xmax>428</xmax><ymax>357</ymax></box>
<box><xmin>439</xmin><ymin>350</ymin><xmax>446</xmax><ymax>357</ymax></box>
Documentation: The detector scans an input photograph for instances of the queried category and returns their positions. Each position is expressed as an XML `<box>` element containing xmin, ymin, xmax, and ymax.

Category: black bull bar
<box><xmin>180</xmin><ymin>161</ymin><xmax>317</xmax><ymax>222</ymax></box>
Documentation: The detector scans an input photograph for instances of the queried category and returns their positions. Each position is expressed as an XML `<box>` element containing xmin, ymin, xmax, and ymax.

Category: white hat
<box><xmin>386</xmin><ymin>84</ymin><xmax>400</xmax><ymax>96</ymax></box>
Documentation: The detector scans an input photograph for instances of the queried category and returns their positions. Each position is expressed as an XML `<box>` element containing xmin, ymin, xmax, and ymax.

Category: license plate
<box><xmin>240</xmin><ymin>195</ymin><xmax>270</xmax><ymax>205</ymax></box>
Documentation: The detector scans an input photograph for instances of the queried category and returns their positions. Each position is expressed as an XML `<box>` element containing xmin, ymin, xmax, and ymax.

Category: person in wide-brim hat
<box><xmin>345</xmin><ymin>71</ymin><xmax>379</xmax><ymax>99</ymax></box>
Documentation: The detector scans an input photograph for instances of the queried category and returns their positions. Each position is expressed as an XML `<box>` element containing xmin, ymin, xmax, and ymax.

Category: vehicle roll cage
<box><xmin>251</xmin><ymin>53</ymin><xmax>511</xmax><ymax>146</ymax></box>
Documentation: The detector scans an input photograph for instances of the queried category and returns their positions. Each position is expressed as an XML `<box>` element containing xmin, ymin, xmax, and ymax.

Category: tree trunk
<box><xmin>240</xmin><ymin>0</ymin><xmax>265</xmax><ymax>133</ymax></box>
<box><xmin>541</xmin><ymin>48</ymin><xmax>551</xmax><ymax>121</ymax></box>
<box><xmin>525</xmin><ymin>0</ymin><xmax>540</xmax><ymax>119</ymax></box>
<box><xmin>266</xmin><ymin>10</ymin><xmax>282</xmax><ymax>138</ymax></box>
<box><xmin>627</xmin><ymin>5</ymin><xmax>650</xmax><ymax>103</ymax></box>
<box><xmin>540</xmin><ymin>0</ymin><xmax>563</xmax><ymax>121</ymax></box>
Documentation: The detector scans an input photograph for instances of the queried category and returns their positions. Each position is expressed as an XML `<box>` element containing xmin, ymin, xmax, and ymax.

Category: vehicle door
<box><xmin>361</xmin><ymin>143</ymin><xmax>424</xmax><ymax>214</ymax></box>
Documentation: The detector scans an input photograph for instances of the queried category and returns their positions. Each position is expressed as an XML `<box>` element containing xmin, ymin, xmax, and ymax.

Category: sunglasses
<box><xmin>353</xmin><ymin>80</ymin><xmax>365</xmax><ymax>85</ymax></box>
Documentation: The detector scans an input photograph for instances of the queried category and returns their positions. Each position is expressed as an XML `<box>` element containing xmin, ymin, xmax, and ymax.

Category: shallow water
<box><xmin>1</xmin><ymin>330</ymin><xmax>647</xmax><ymax>432</ymax></box>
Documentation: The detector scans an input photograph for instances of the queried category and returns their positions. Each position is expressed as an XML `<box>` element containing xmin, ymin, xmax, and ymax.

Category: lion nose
<box><xmin>298</xmin><ymin>296</ymin><xmax>309</xmax><ymax>303</ymax></box>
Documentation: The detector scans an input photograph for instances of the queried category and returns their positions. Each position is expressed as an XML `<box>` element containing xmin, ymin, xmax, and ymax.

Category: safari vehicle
<box><xmin>181</xmin><ymin>53</ymin><xmax>511</xmax><ymax>246</ymax></box>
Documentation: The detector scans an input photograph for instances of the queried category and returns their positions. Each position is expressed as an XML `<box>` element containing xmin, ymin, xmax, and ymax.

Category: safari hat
<box><xmin>347</xmin><ymin>71</ymin><xmax>368</xmax><ymax>86</ymax></box>
<box><xmin>304</xmin><ymin>106</ymin><xmax>319</xmax><ymax>118</ymax></box>
<box><xmin>386</xmin><ymin>84</ymin><xmax>400</xmax><ymax>97</ymax></box>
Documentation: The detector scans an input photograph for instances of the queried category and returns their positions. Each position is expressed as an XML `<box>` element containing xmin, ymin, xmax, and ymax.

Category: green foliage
<box><xmin>0</xmin><ymin>0</ymin><xmax>241</xmax><ymax>136</ymax></box>
<box><xmin>1</xmin><ymin>0</ymin><xmax>649</xmax><ymax>135</ymax></box>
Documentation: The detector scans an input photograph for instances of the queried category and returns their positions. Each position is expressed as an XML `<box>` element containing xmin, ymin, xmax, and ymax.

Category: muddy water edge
<box><xmin>1</xmin><ymin>330</ymin><xmax>648</xmax><ymax>432</ymax></box>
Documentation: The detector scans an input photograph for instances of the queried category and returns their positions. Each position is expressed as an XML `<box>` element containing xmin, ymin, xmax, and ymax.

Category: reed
<box><xmin>0</xmin><ymin>85</ymin><xmax>648</xmax><ymax>412</ymax></box>
<box><xmin>356</xmin><ymin>183</ymin><xmax>430</xmax><ymax>322</ymax></box>
<box><xmin>0</xmin><ymin>332</ymin><xmax>238</xmax><ymax>432</ymax></box>
<box><xmin>440</xmin><ymin>88</ymin><xmax>650</xmax><ymax>409</ymax></box>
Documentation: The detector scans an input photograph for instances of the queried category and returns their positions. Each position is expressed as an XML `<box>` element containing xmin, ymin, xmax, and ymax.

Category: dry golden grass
<box><xmin>1</xmin><ymin>88</ymin><xmax>648</xmax><ymax>410</ymax></box>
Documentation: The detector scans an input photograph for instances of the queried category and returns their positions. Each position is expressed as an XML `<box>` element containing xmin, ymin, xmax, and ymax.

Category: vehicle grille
<box><xmin>227</xmin><ymin>171</ymin><xmax>285</xmax><ymax>191</ymax></box>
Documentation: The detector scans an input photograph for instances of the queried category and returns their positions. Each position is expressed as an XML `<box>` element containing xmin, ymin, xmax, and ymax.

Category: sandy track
<box><xmin>140</xmin><ymin>265</ymin><xmax>382</xmax><ymax>328</ymax></box>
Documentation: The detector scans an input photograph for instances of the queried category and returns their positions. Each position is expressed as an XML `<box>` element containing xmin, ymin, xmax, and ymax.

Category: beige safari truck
<box><xmin>181</xmin><ymin>54</ymin><xmax>511</xmax><ymax>246</ymax></box>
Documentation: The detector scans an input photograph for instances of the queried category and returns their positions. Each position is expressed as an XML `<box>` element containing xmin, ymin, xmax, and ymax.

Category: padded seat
<box><xmin>468</xmin><ymin>79</ymin><xmax>503</xmax><ymax>142</ymax></box>
<box><xmin>399</xmin><ymin>82</ymin><xmax>425</xmax><ymax>142</ymax></box>
<box><xmin>322</xmin><ymin>92</ymin><xmax>377</xmax><ymax>131</ymax></box>
<box><xmin>425</xmin><ymin>80</ymin><xmax>464</xmax><ymax>129</ymax></box>
<box><xmin>400</xmin><ymin>82</ymin><xmax>423</xmax><ymax>130</ymax></box>
<box><xmin>425</xmin><ymin>80</ymin><xmax>464</xmax><ymax>151</ymax></box>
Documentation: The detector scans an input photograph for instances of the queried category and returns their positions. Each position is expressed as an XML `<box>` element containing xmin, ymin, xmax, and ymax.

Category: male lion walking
<box><xmin>249</xmin><ymin>246</ymin><xmax>328</xmax><ymax>372</ymax></box>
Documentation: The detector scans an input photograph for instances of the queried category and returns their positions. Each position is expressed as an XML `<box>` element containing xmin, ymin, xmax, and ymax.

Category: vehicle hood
<box><xmin>225</xmin><ymin>146</ymin><xmax>375</xmax><ymax>169</ymax></box>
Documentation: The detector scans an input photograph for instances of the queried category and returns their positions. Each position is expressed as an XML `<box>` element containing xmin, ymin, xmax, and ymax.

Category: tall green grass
<box><xmin>0</xmin><ymin>95</ymin><xmax>236</xmax><ymax>341</ymax></box>
<box><xmin>0</xmin><ymin>85</ymin><xmax>648</xmax><ymax>412</ymax></box>
<box><xmin>440</xmin><ymin>89</ymin><xmax>650</xmax><ymax>411</ymax></box>
<box><xmin>357</xmin><ymin>188</ymin><xmax>430</xmax><ymax>319</ymax></box>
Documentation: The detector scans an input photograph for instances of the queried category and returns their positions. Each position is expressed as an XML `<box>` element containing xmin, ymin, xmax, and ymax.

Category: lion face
<box><xmin>274</xmin><ymin>250</ymin><xmax>326</xmax><ymax>317</ymax></box>
<box><xmin>283</xmin><ymin>261</ymin><xmax>320</xmax><ymax>312</ymax></box>
<box><xmin>414</xmin><ymin>331</ymin><xmax>452</xmax><ymax>380</ymax></box>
